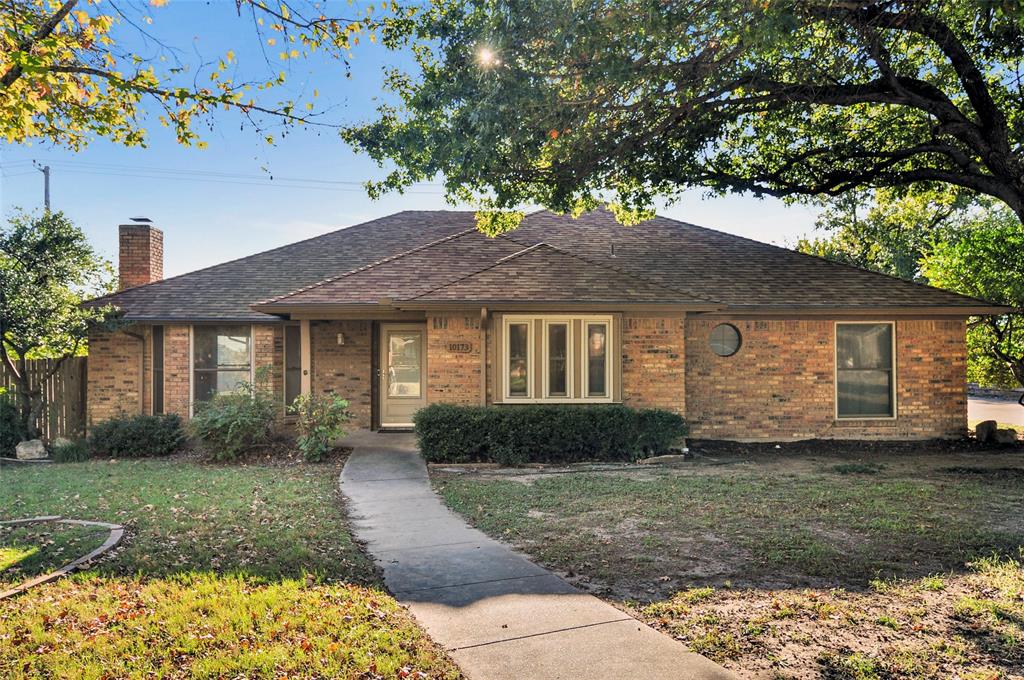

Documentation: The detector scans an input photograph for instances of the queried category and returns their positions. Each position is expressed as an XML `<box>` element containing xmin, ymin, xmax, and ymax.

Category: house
<box><xmin>86</xmin><ymin>209</ymin><xmax>1006</xmax><ymax>441</ymax></box>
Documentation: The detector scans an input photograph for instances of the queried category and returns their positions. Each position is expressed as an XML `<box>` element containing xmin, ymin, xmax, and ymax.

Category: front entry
<box><xmin>378</xmin><ymin>323</ymin><xmax>427</xmax><ymax>428</ymax></box>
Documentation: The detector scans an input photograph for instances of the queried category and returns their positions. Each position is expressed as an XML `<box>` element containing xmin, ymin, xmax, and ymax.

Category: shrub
<box><xmin>0</xmin><ymin>394</ymin><xmax>26</xmax><ymax>458</ymax></box>
<box><xmin>189</xmin><ymin>371</ymin><xmax>277</xmax><ymax>461</ymax></box>
<box><xmin>414</xmin><ymin>404</ymin><xmax>688</xmax><ymax>465</ymax></box>
<box><xmin>289</xmin><ymin>393</ymin><xmax>353</xmax><ymax>462</ymax></box>
<box><xmin>50</xmin><ymin>438</ymin><xmax>91</xmax><ymax>462</ymax></box>
<box><xmin>89</xmin><ymin>414</ymin><xmax>186</xmax><ymax>458</ymax></box>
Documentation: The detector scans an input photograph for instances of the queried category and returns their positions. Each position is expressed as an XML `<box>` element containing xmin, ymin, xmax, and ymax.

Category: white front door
<box><xmin>379</xmin><ymin>323</ymin><xmax>427</xmax><ymax>427</ymax></box>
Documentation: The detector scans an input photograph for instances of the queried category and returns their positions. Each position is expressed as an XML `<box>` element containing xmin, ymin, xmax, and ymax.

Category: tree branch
<box><xmin>0</xmin><ymin>0</ymin><xmax>79</xmax><ymax>88</ymax></box>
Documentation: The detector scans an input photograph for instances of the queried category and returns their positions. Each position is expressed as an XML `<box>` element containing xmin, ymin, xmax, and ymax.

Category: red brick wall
<box><xmin>87</xmin><ymin>328</ymin><xmax>144</xmax><ymax>426</ymax></box>
<box><xmin>427</xmin><ymin>314</ymin><xmax>483</xmax><ymax>406</ymax></box>
<box><xmin>310</xmin><ymin>320</ymin><xmax>372</xmax><ymax>428</ymax></box>
<box><xmin>89</xmin><ymin>323</ymin><xmax>284</xmax><ymax>426</ymax></box>
<box><xmin>118</xmin><ymin>225</ymin><xmax>163</xmax><ymax>290</ymax></box>
<box><xmin>685</xmin><ymin>318</ymin><xmax>967</xmax><ymax>441</ymax></box>
<box><xmin>163</xmin><ymin>325</ymin><xmax>190</xmax><ymax>417</ymax></box>
<box><xmin>622</xmin><ymin>314</ymin><xmax>686</xmax><ymax>413</ymax></box>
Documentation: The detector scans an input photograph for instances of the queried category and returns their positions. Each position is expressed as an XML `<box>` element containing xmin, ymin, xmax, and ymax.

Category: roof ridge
<box><xmin>406</xmin><ymin>239</ymin><xmax>719</xmax><ymax>304</ymax></box>
<box><xmin>501</xmin><ymin>233</ymin><xmax>723</xmax><ymax>304</ymax></box>
<box><xmin>88</xmin><ymin>210</ymin><xmax>473</xmax><ymax>306</ymax></box>
<box><xmin>257</xmin><ymin>226</ymin><xmax>480</xmax><ymax>305</ymax></box>
<box><xmin>653</xmin><ymin>215</ymin><xmax>994</xmax><ymax>306</ymax></box>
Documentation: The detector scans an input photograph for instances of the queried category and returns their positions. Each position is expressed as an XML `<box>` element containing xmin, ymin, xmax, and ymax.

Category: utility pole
<box><xmin>33</xmin><ymin>161</ymin><xmax>50</xmax><ymax>211</ymax></box>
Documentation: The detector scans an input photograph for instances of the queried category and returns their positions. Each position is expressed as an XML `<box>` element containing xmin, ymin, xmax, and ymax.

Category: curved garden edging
<box><xmin>0</xmin><ymin>516</ymin><xmax>124</xmax><ymax>599</ymax></box>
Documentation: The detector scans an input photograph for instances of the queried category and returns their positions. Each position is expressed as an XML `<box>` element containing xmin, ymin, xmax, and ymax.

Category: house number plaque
<box><xmin>447</xmin><ymin>342</ymin><xmax>473</xmax><ymax>354</ymax></box>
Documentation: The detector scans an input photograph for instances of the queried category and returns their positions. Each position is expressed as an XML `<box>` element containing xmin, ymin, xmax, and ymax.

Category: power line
<box><xmin>25</xmin><ymin>157</ymin><xmax>446</xmax><ymax>189</ymax></box>
<box><xmin>47</xmin><ymin>165</ymin><xmax>447</xmax><ymax>195</ymax></box>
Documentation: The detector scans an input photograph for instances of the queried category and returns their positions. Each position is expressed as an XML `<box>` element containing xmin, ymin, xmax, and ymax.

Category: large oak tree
<box><xmin>347</xmin><ymin>0</ymin><xmax>1024</xmax><ymax>231</ymax></box>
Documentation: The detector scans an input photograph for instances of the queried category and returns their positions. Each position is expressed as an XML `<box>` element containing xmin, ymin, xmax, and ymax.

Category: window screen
<box><xmin>284</xmin><ymin>325</ymin><xmax>301</xmax><ymax>408</ymax></box>
<box><xmin>836</xmin><ymin>323</ymin><xmax>894</xmax><ymax>418</ymax></box>
<box><xmin>152</xmin><ymin>326</ymin><xmax>164</xmax><ymax>414</ymax></box>
<box><xmin>193</xmin><ymin>325</ymin><xmax>252</xmax><ymax>403</ymax></box>
<box><xmin>508</xmin><ymin>323</ymin><xmax>530</xmax><ymax>397</ymax></box>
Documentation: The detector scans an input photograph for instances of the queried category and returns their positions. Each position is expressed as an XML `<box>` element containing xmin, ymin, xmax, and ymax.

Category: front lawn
<box><xmin>0</xmin><ymin>459</ymin><xmax>461</xmax><ymax>679</ymax></box>
<box><xmin>1</xmin><ymin>521</ymin><xmax>108</xmax><ymax>590</ymax></box>
<box><xmin>432</xmin><ymin>444</ymin><xmax>1024</xmax><ymax>678</ymax></box>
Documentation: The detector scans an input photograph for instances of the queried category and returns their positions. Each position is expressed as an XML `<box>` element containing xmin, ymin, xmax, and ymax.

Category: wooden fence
<box><xmin>1</xmin><ymin>357</ymin><xmax>87</xmax><ymax>441</ymax></box>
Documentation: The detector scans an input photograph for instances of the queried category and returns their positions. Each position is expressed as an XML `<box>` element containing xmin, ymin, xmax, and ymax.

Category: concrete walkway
<box><xmin>339</xmin><ymin>431</ymin><xmax>733</xmax><ymax>680</ymax></box>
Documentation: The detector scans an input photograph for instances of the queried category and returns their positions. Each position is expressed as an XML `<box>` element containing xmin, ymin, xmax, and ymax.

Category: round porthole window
<box><xmin>710</xmin><ymin>323</ymin><xmax>741</xmax><ymax>357</ymax></box>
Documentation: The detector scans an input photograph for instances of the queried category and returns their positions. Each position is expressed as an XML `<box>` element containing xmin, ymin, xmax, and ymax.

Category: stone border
<box><xmin>0</xmin><ymin>516</ymin><xmax>124</xmax><ymax>600</ymax></box>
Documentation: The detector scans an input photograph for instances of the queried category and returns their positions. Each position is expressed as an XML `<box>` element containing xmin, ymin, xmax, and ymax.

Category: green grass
<box><xmin>2</xmin><ymin>459</ymin><xmax>373</xmax><ymax>581</ymax></box>
<box><xmin>434</xmin><ymin>465</ymin><xmax>1024</xmax><ymax>589</ymax></box>
<box><xmin>0</xmin><ymin>459</ymin><xmax>461</xmax><ymax>679</ymax></box>
<box><xmin>642</xmin><ymin>557</ymin><xmax>1024</xmax><ymax>679</ymax></box>
<box><xmin>1</xmin><ymin>522</ymin><xmax>108</xmax><ymax>590</ymax></box>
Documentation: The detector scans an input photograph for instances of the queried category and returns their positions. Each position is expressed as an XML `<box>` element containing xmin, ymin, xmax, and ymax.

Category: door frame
<box><xmin>376</xmin><ymin>321</ymin><xmax>428</xmax><ymax>429</ymax></box>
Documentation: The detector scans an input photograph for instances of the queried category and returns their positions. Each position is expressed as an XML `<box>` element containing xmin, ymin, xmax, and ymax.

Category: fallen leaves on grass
<box><xmin>0</xmin><ymin>573</ymin><xmax>462</xmax><ymax>679</ymax></box>
<box><xmin>640</xmin><ymin>554</ymin><xmax>1024</xmax><ymax>679</ymax></box>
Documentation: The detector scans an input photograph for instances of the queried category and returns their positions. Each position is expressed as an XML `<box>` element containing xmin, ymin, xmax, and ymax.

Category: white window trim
<box><xmin>189</xmin><ymin>324</ymin><xmax>255</xmax><ymax>416</ymax></box>
<box><xmin>834</xmin><ymin>321</ymin><xmax>897</xmax><ymax>421</ymax></box>
<box><xmin>581</xmin><ymin>319</ymin><xmax>613</xmax><ymax>401</ymax></box>
<box><xmin>542</xmin><ymin>318</ymin><xmax>575</xmax><ymax>399</ymax></box>
<box><xmin>501</xmin><ymin>314</ymin><xmax>615</xmax><ymax>404</ymax></box>
<box><xmin>502</xmin><ymin>317</ymin><xmax>535</xmax><ymax>401</ymax></box>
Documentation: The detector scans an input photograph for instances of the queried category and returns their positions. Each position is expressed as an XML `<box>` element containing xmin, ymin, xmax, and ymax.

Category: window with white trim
<box><xmin>193</xmin><ymin>325</ymin><xmax>252</xmax><ymax>403</ymax></box>
<box><xmin>501</xmin><ymin>315</ymin><xmax>614</xmax><ymax>403</ymax></box>
<box><xmin>836</xmin><ymin>322</ymin><xmax>895</xmax><ymax>418</ymax></box>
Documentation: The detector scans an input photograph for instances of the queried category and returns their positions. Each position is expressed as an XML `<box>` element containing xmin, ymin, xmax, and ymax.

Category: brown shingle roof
<box><xmin>408</xmin><ymin>243</ymin><xmax>711</xmax><ymax>305</ymax></box>
<box><xmin>92</xmin><ymin>208</ymin><xmax>1005</xmax><ymax>320</ymax></box>
<box><xmin>87</xmin><ymin>211</ymin><xmax>474</xmax><ymax>321</ymax></box>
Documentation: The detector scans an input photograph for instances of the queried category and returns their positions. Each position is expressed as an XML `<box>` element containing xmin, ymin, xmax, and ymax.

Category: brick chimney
<box><xmin>118</xmin><ymin>218</ymin><xmax>163</xmax><ymax>290</ymax></box>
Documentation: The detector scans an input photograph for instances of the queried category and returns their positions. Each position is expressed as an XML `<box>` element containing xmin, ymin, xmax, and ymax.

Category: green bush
<box><xmin>414</xmin><ymin>404</ymin><xmax>688</xmax><ymax>465</ymax></box>
<box><xmin>88</xmin><ymin>414</ymin><xmax>186</xmax><ymax>458</ymax></box>
<box><xmin>0</xmin><ymin>394</ymin><xmax>26</xmax><ymax>458</ymax></box>
<box><xmin>289</xmin><ymin>393</ymin><xmax>353</xmax><ymax>462</ymax></box>
<box><xmin>188</xmin><ymin>370</ymin><xmax>277</xmax><ymax>461</ymax></box>
<box><xmin>50</xmin><ymin>438</ymin><xmax>91</xmax><ymax>462</ymax></box>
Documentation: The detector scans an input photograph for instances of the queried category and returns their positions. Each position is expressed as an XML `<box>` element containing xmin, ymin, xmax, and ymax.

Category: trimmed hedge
<box><xmin>88</xmin><ymin>414</ymin><xmax>186</xmax><ymax>458</ymax></box>
<box><xmin>414</xmin><ymin>403</ymin><xmax>687</xmax><ymax>466</ymax></box>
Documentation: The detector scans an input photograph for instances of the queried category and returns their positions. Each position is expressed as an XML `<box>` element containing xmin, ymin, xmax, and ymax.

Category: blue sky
<box><xmin>0</xmin><ymin>1</ymin><xmax>821</xmax><ymax>277</ymax></box>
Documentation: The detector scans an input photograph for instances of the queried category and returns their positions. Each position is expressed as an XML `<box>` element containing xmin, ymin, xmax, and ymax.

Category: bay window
<box><xmin>835</xmin><ymin>322</ymin><xmax>896</xmax><ymax>418</ymax></box>
<box><xmin>193</xmin><ymin>325</ymin><xmax>253</xmax><ymax>403</ymax></box>
<box><xmin>500</xmin><ymin>315</ymin><xmax>615</xmax><ymax>403</ymax></box>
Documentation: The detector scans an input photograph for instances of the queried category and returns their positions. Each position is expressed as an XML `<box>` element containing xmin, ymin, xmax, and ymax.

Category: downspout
<box><xmin>480</xmin><ymin>307</ymin><xmax>488</xmax><ymax>406</ymax></box>
<box><xmin>124</xmin><ymin>329</ymin><xmax>146</xmax><ymax>415</ymax></box>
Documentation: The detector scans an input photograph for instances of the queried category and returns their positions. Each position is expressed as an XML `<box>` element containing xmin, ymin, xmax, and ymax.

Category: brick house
<box><xmin>86</xmin><ymin>209</ymin><xmax>1006</xmax><ymax>440</ymax></box>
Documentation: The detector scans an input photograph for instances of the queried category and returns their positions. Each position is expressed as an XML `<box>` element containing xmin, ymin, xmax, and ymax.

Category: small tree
<box><xmin>922</xmin><ymin>212</ymin><xmax>1024</xmax><ymax>405</ymax></box>
<box><xmin>0</xmin><ymin>210</ymin><xmax>117</xmax><ymax>438</ymax></box>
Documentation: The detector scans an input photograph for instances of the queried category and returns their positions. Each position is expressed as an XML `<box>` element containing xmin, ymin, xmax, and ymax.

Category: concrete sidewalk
<box><xmin>339</xmin><ymin>431</ymin><xmax>733</xmax><ymax>680</ymax></box>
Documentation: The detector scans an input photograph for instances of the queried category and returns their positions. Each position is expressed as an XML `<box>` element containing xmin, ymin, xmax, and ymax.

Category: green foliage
<box><xmin>797</xmin><ymin>188</ymin><xmax>985</xmax><ymax>281</ymax></box>
<box><xmin>88</xmin><ymin>414</ymin><xmax>185</xmax><ymax>459</ymax></box>
<box><xmin>414</xmin><ymin>403</ymin><xmax>687</xmax><ymax>465</ymax></box>
<box><xmin>0</xmin><ymin>395</ymin><xmax>26</xmax><ymax>457</ymax></box>
<box><xmin>188</xmin><ymin>368</ymin><xmax>277</xmax><ymax>461</ymax></box>
<box><xmin>1</xmin><ymin>0</ymin><xmax>405</xmax><ymax>150</ymax></box>
<box><xmin>49</xmin><ymin>438</ymin><xmax>91</xmax><ymax>463</ymax></box>
<box><xmin>288</xmin><ymin>393</ymin><xmax>353</xmax><ymax>462</ymax></box>
<box><xmin>348</xmin><ymin>1</ymin><xmax>1024</xmax><ymax>225</ymax></box>
<box><xmin>0</xmin><ymin>210</ymin><xmax>117</xmax><ymax>437</ymax></box>
<box><xmin>923</xmin><ymin>211</ymin><xmax>1024</xmax><ymax>390</ymax></box>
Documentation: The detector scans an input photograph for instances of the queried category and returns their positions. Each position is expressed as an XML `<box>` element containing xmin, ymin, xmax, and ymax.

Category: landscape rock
<box><xmin>975</xmin><ymin>420</ymin><xmax>998</xmax><ymax>443</ymax></box>
<box><xmin>15</xmin><ymin>439</ymin><xmax>47</xmax><ymax>460</ymax></box>
<box><xmin>52</xmin><ymin>437</ymin><xmax>73</xmax><ymax>449</ymax></box>
<box><xmin>993</xmin><ymin>428</ymin><xmax>1020</xmax><ymax>446</ymax></box>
